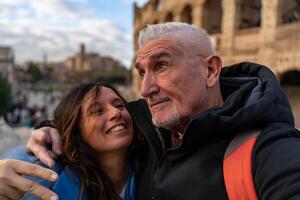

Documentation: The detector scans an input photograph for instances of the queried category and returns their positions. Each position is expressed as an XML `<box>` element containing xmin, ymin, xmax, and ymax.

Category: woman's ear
<box><xmin>205</xmin><ymin>55</ymin><xmax>223</xmax><ymax>88</ymax></box>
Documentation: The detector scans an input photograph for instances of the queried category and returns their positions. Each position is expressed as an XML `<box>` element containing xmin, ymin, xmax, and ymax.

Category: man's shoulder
<box><xmin>252</xmin><ymin>124</ymin><xmax>300</xmax><ymax>199</ymax></box>
<box><xmin>254</xmin><ymin>123</ymin><xmax>300</xmax><ymax>151</ymax></box>
<box><xmin>128</xmin><ymin>98</ymin><xmax>147</xmax><ymax>108</ymax></box>
<box><xmin>127</xmin><ymin>99</ymin><xmax>152</xmax><ymax>120</ymax></box>
<box><xmin>253</xmin><ymin>123</ymin><xmax>300</xmax><ymax>167</ymax></box>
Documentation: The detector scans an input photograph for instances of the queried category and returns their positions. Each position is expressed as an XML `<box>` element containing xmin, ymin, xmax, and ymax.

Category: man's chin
<box><xmin>152</xmin><ymin>115</ymin><xmax>180</xmax><ymax>130</ymax></box>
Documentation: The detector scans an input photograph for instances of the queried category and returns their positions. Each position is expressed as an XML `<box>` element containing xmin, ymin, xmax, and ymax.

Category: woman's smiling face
<box><xmin>80</xmin><ymin>86</ymin><xmax>134</xmax><ymax>155</ymax></box>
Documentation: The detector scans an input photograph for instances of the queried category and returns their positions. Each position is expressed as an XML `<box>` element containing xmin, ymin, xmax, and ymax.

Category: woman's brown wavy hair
<box><xmin>53</xmin><ymin>82</ymin><xmax>145</xmax><ymax>200</ymax></box>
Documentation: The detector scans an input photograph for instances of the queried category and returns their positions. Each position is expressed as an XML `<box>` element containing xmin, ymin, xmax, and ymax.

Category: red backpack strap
<box><xmin>223</xmin><ymin>130</ymin><xmax>260</xmax><ymax>200</ymax></box>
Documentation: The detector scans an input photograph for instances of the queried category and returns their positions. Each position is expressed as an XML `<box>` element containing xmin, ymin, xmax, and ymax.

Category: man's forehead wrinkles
<box><xmin>137</xmin><ymin>38</ymin><xmax>183</xmax><ymax>57</ymax></box>
<box><xmin>149</xmin><ymin>51</ymin><xmax>171</xmax><ymax>59</ymax></box>
<box><xmin>136</xmin><ymin>51</ymin><xmax>170</xmax><ymax>69</ymax></box>
<box><xmin>137</xmin><ymin>46</ymin><xmax>180</xmax><ymax>62</ymax></box>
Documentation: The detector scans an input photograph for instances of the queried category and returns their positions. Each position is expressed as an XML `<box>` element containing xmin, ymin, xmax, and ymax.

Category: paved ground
<box><xmin>14</xmin><ymin>126</ymin><xmax>32</xmax><ymax>144</ymax></box>
<box><xmin>0</xmin><ymin>120</ymin><xmax>32</xmax><ymax>156</ymax></box>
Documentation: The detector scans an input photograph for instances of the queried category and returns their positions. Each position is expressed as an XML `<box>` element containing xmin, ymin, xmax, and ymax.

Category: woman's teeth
<box><xmin>108</xmin><ymin>125</ymin><xmax>126</xmax><ymax>134</ymax></box>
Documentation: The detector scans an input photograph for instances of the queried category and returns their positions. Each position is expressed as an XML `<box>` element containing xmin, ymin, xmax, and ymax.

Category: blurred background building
<box><xmin>132</xmin><ymin>0</ymin><xmax>300</xmax><ymax>128</ymax></box>
<box><xmin>0</xmin><ymin>47</ymin><xmax>17</xmax><ymax>94</ymax></box>
<box><xmin>65</xmin><ymin>43</ymin><xmax>125</xmax><ymax>73</ymax></box>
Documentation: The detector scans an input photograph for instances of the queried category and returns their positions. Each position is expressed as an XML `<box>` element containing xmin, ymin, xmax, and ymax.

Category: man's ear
<box><xmin>205</xmin><ymin>55</ymin><xmax>222</xmax><ymax>88</ymax></box>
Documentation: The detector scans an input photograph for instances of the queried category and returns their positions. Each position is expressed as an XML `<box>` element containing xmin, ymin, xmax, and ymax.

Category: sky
<box><xmin>0</xmin><ymin>0</ymin><xmax>148</xmax><ymax>68</ymax></box>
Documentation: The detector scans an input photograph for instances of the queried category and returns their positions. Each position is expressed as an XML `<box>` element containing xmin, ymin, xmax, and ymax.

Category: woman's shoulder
<box><xmin>51</xmin><ymin>166</ymin><xmax>88</xmax><ymax>199</ymax></box>
<box><xmin>1</xmin><ymin>145</ymin><xmax>35</xmax><ymax>162</ymax></box>
<box><xmin>22</xmin><ymin>163</ymin><xmax>86</xmax><ymax>199</ymax></box>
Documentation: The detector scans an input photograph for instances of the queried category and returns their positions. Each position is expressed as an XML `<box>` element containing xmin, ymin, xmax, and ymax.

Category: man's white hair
<box><xmin>138</xmin><ymin>22</ymin><xmax>216</xmax><ymax>56</ymax></box>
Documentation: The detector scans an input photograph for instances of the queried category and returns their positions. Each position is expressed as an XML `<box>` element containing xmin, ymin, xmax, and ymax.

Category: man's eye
<box><xmin>156</xmin><ymin>62</ymin><xmax>168</xmax><ymax>71</ymax></box>
<box><xmin>138</xmin><ymin>70</ymin><xmax>145</xmax><ymax>79</ymax></box>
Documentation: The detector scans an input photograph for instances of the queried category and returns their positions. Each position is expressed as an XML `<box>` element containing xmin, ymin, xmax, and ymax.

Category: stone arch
<box><xmin>280</xmin><ymin>0</ymin><xmax>300</xmax><ymax>24</ymax></box>
<box><xmin>151</xmin><ymin>19</ymin><xmax>159</xmax><ymax>24</ymax></box>
<box><xmin>280</xmin><ymin>69</ymin><xmax>300</xmax><ymax>129</ymax></box>
<box><xmin>237</xmin><ymin>0</ymin><xmax>261</xmax><ymax>29</ymax></box>
<box><xmin>280</xmin><ymin>70</ymin><xmax>300</xmax><ymax>86</ymax></box>
<box><xmin>165</xmin><ymin>12</ymin><xmax>174</xmax><ymax>22</ymax></box>
<box><xmin>202</xmin><ymin>0</ymin><xmax>222</xmax><ymax>34</ymax></box>
<box><xmin>181</xmin><ymin>5</ymin><xmax>193</xmax><ymax>24</ymax></box>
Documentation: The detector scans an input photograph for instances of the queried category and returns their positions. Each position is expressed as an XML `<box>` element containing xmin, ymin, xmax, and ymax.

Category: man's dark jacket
<box><xmin>128</xmin><ymin>62</ymin><xmax>300</xmax><ymax>200</ymax></box>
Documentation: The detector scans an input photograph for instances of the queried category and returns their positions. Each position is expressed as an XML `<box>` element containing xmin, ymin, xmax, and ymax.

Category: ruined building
<box><xmin>132</xmin><ymin>0</ymin><xmax>300</xmax><ymax>93</ymax></box>
<box><xmin>64</xmin><ymin>44</ymin><xmax>124</xmax><ymax>73</ymax></box>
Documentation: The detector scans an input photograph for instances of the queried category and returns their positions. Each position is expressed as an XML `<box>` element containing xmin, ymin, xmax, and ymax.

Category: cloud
<box><xmin>0</xmin><ymin>0</ymin><xmax>28</xmax><ymax>5</ymax></box>
<box><xmin>30</xmin><ymin>0</ymin><xmax>92</xmax><ymax>19</ymax></box>
<box><xmin>0</xmin><ymin>0</ymin><xmax>134</xmax><ymax>68</ymax></box>
<box><xmin>121</xmin><ymin>0</ymin><xmax>148</xmax><ymax>7</ymax></box>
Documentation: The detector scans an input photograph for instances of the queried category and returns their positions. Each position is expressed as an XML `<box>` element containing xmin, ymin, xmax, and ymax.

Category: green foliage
<box><xmin>68</xmin><ymin>68</ymin><xmax>130</xmax><ymax>85</ymax></box>
<box><xmin>27</xmin><ymin>62</ymin><xmax>42</xmax><ymax>82</ymax></box>
<box><xmin>0</xmin><ymin>73</ymin><xmax>12</xmax><ymax>117</ymax></box>
<box><xmin>93</xmin><ymin>74</ymin><xmax>127</xmax><ymax>84</ymax></box>
<box><xmin>91</xmin><ymin>69</ymin><xmax>130</xmax><ymax>84</ymax></box>
<box><xmin>46</xmin><ymin>66</ymin><xmax>54</xmax><ymax>73</ymax></box>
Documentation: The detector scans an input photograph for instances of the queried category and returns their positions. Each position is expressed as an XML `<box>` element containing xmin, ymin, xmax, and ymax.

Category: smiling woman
<box><xmin>21</xmin><ymin>82</ymin><xmax>145</xmax><ymax>200</ymax></box>
<box><xmin>79</xmin><ymin>86</ymin><xmax>134</xmax><ymax>158</ymax></box>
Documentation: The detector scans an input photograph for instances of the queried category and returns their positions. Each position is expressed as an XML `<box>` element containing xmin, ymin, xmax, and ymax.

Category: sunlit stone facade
<box><xmin>132</xmin><ymin>0</ymin><xmax>300</xmax><ymax>94</ymax></box>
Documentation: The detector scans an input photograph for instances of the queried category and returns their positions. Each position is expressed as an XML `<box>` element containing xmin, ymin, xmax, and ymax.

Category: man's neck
<box><xmin>170</xmin><ymin>132</ymin><xmax>184</xmax><ymax>148</ymax></box>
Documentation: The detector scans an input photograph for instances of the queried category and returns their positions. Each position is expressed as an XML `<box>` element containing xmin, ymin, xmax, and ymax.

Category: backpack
<box><xmin>223</xmin><ymin>130</ymin><xmax>260</xmax><ymax>200</ymax></box>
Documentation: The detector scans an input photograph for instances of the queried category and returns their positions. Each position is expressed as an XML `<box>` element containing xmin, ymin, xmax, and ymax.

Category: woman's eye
<box><xmin>90</xmin><ymin>108</ymin><xmax>103</xmax><ymax>115</ymax></box>
<box><xmin>115</xmin><ymin>104</ymin><xmax>125</xmax><ymax>110</ymax></box>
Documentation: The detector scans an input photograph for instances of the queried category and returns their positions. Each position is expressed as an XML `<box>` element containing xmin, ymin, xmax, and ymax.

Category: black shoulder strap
<box><xmin>224</xmin><ymin>130</ymin><xmax>261</xmax><ymax>158</ymax></box>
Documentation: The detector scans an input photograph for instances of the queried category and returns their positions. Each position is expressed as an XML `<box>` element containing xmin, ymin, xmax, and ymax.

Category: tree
<box><xmin>27</xmin><ymin>62</ymin><xmax>42</xmax><ymax>82</ymax></box>
<box><xmin>0</xmin><ymin>73</ymin><xmax>12</xmax><ymax>117</ymax></box>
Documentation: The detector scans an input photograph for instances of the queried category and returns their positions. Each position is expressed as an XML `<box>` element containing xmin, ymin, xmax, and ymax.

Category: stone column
<box><xmin>193</xmin><ymin>4</ymin><xmax>203</xmax><ymax>28</ymax></box>
<box><xmin>174</xmin><ymin>9</ymin><xmax>182</xmax><ymax>22</ymax></box>
<box><xmin>259</xmin><ymin>0</ymin><xmax>281</xmax><ymax>69</ymax></box>
<box><xmin>132</xmin><ymin>3</ymin><xmax>143</xmax><ymax>95</ymax></box>
<box><xmin>220</xmin><ymin>0</ymin><xmax>239</xmax><ymax>60</ymax></box>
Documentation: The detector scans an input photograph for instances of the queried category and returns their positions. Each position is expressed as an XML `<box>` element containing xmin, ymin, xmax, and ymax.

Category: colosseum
<box><xmin>132</xmin><ymin>0</ymin><xmax>300</xmax><ymax>127</ymax></box>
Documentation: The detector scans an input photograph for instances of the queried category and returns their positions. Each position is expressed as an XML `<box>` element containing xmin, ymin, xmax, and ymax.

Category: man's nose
<box><xmin>140</xmin><ymin>72</ymin><xmax>159</xmax><ymax>98</ymax></box>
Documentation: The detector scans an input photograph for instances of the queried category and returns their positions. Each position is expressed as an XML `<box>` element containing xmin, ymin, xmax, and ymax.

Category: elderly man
<box><xmin>1</xmin><ymin>22</ymin><xmax>300</xmax><ymax>200</ymax></box>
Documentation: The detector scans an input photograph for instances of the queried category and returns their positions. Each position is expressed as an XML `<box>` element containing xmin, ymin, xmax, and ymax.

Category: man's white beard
<box><xmin>152</xmin><ymin>106</ymin><xmax>181</xmax><ymax>130</ymax></box>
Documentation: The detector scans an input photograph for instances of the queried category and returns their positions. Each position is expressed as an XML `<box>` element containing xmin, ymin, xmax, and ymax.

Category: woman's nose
<box><xmin>108</xmin><ymin>106</ymin><xmax>121</xmax><ymax>120</ymax></box>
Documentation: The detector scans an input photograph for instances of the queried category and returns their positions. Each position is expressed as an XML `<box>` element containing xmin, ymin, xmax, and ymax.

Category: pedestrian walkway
<box><xmin>0</xmin><ymin>118</ymin><xmax>32</xmax><ymax>156</ymax></box>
